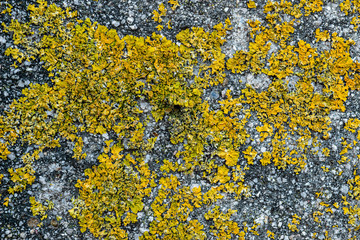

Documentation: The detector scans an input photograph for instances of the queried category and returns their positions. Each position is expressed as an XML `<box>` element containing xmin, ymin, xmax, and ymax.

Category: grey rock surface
<box><xmin>1</xmin><ymin>0</ymin><xmax>360</xmax><ymax>240</ymax></box>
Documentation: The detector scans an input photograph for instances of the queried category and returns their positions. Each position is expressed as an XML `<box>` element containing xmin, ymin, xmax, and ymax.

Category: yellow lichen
<box><xmin>2</xmin><ymin>0</ymin><xmax>360</xmax><ymax>239</ymax></box>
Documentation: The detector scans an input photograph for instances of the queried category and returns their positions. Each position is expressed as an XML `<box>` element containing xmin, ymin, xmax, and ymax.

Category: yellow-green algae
<box><xmin>1</xmin><ymin>0</ymin><xmax>360</xmax><ymax>239</ymax></box>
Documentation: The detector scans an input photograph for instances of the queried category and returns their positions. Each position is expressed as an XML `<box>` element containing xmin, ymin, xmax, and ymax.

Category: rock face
<box><xmin>1</xmin><ymin>0</ymin><xmax>360</xmax><ymax>239</ymax></box>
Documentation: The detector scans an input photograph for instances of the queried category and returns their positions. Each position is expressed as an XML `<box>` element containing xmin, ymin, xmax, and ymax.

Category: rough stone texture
<box><xmin>1</xmin><ymin>0</ymin><xmax>360</xmax><ymax>240</ymax></box>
